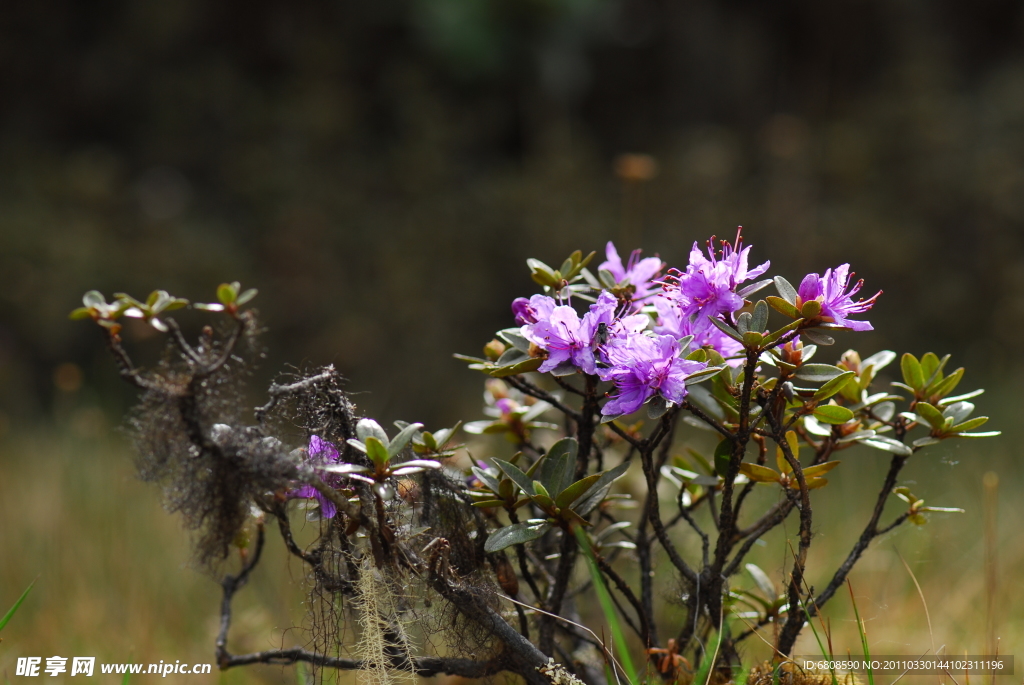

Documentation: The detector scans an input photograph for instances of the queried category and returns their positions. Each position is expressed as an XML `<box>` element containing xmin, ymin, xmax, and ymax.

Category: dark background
<box><xmin>2</xmin><ymin>0</ymin><xmax>1023</xmax><ymax>430</ymax></box>
<box><xmin>2</xmin><ymin>3</ymin><xmax>1023</xmax><ymax>676</ymax></box>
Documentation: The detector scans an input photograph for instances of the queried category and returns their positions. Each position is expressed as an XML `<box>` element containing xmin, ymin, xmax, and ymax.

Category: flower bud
<box><xmin>484</xmin><ymin>339</ymin><xmax>506</xmax><ymax>361</ymax></box>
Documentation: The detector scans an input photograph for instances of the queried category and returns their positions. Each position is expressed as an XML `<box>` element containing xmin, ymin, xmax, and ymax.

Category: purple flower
<box><xmin>601</xmin><ymin>333</ymin><xmax>708</xmax><ymax>416</ymax></box>
<box><xmin>512</xmin><ymin>294</ymin><xmax>557</xmax><ymax>325</ymax></box>
<box><xmin>599</xmin><ymin>242</ymin><xmax>665</xmax><ymax>303</ymax></box>
<box><xmin>653</xmin><ymin>293</ymin><xmax>743</xmax><ymax>360</ymax></box>
<box><xmin>796</xmin><ymin>264</ymin><xmax>880</xmax><ymax>332</ymax></box>
<box><xmin>522</xmin><ymin>292</ymin><xmax>623</xmax><ymax>375</ymax></box>
<box><xmin>672</xmin><ymin>233</ymin><xmax>770</xmax><ymax>320</ymax></box>
<box><xmin>290</xmin><ymin>435</ymin><xmax>343</xmax><ymax>519</ymax></box>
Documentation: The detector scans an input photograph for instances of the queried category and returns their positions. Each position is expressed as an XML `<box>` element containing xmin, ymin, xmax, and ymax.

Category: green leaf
<box><xmin>738</xmin><ymin>463</ymin><xmax>780</xmax><ymax>483</ymax></box>
<box><xmin>774</xmin><ymin>276</ymin><xmax>798</xmax><ymax>304</ymax></box>
<box><xmin>766</xmin><ymin>296</ymin><xmax>800</xmax><ymax>318</ymax></box>
<box><xmin>539</xmin><ymin>438</ymin><xmax>578</xmax><ymax>495</ymax></box>
<box><xmin>647</xmin><ymin>395</ymin><xmax>672</xmax><ymax>418</ymax></box>
<box><xmin>937</xmin><ymin>387</ymin><xmax>983</xmax><ymax>405</ymax></box>
<box><xmin>489</xmin><ymin>356</ymin><xmax>544</xmax><ymax>378</ymax></box>
<box><xmin>801</xmin><ymin>299</ymin><xmax>822</xmax><ymax>317</ymax></box>
<box><xmin>484</xmin><ymin>520</ymin><xmax>552</xmax><ymax>552</ymax></box>
<box><xmin>762</xmin><ymin>318</ymin><xmax>805</xmax><ymax>346</ymax></box>
<box><xmin>527</xmin><ymin>259</ymin><xmax>560</xmax><ymax>288</ymax></box>
<box><xmin>919</xmin><ymin>352</ymin><xmax>941</xmax><ymax>383</ymax></box>
<box><xmin>914</xmin><ymin>402</ymin><xmax>945</xmax><ymax>430</ymax></box>
<box><xmin>942</xmin><ymin>401</ymin><xmax>974</xmax><ymax>424</ymax></box>
<box><xmin>929</xmin><ymin>367</ymin><xmax>964</xmax><ymax>399</ymax></box>
<box><xmin>69</xmin><ymin>307</ymin><xmax>93</xmax><ymax>320</ymax></box>
<box><xmin>901</xmin><ymin>353</ymin><xmax>924</xmax><ymax>390</ymax></box>
<box><xmin>364</xmin><ymin>436</ymin><xmax>390</xmax><ymax>468</ymax></box>
<box><xmin>236</xmin><ymin>288</ymin><xmax>258</xmax><ymax>305</ymax></box>
<box><xmin>0</xmin><ymin>579</ymin><xmax>34</xmax><ymax>633</ymax></box>
<box><xmin>387</xmin><ymin>422</ymin><xmax>424</xmax><ymax>458</ymax></box>
<box><xmin>742</xmin><ymin>331</ymin><xmax>764</xmax><ymax>347</ymax></box>
<box><xmin>861</xmin><ymin>436</ymin><xmax>913</xmax><ymax>456</ymax></box>
<box><xmin>745</xmin><ymin>563</ymin><xmax>777</xmax><ymax>598</ymax></box>
<box><xmin>709</xmin><ymin>316</ymin><xmax>744</xmax><ymax>342</ymax></box>
<box><xmin>685</xmin><ymin>365</ymin><xmax>726</xmax><ymax>385</ymax></box>
<box><xmin>356</xmin><ymin>418</ymin><xmax>389</xmax><ymax>445</ymax></box>
<box><xmin>497</xmin><ymin>328</ymin><xmax>531</xmax><ymax>353</ymax></box>
<box><xmin>802</xmin><ymin>328</ymin><xmax>835</xmax><ymax>346</ymax></box>
<box><xmin>714</xmin><ymin>437</ymin><xmax>733</xmax><ymax>477</ymax></box>
<box><xmin>575</xmin><ymin>459</ymin><xmax>632</xmax><ymax>516</ymax></box>
<box><xmin>736</xmin><ymin>311</ymin><xmax>752</xmax><ymax>334</ymax></box>
<box><xmin>949</xmin><ymin>416</ymin><xmax>989</xmax><ymax>433</ymax></box>
<box><xmin>492</xmin><ymin>458</ymin><xmax>535</xmax><ymax>496</ymax></box>
<box><xmin>794</xmin><ymin>364</ymin><xmax>846</xmax><ymax>383</ymax></box>
<box><xmin>751</xmin><ymin>300</ymin><xmax>769</xmax><ymax>332</ymax></box>
<box><xmin>471</xmin><ymin>466</ymin><xmax>502</xmax><ymax>493</ymax></box>
<box><xmin>217</xmin><ymin>282</ymin><xmax>238</xmax><ymax>305</ymax></box>
<box><xmin>321</xmin><ymin>463</ymin><xmax>372</xmax><ymax>475</ymax></box>
<box><xmin>955</xmin><ymin>431</ymin><xmax>1001</xmax><ymax>438</ymax></box>
<box><xmin>861</xmin><ymin>350</ymin><xmax>897</xmax><ymax>373</ymax></box>
<box><xmin>82</xmin><ymin>290</ymin><xmax>106</xmax><ymax>308</ymax></box>
<box><xmin>802</xmin><ymin>415</ymin><xmax>833</xmax><ymax>437</ymax></box>
<box><xmin>556</xmin><ymin>473</ymin><xmax>603</xmax><ymax>509</ymax></box>
<box><xmin>803</xmin><ymin>461</ymin><xmax>841</xmax><ymax>478</ymax></box>
<box><xmin>813</xmin><ymin>371</ymin><xmax>856</xmax><ymax>401</ymax></box>
<box><xmin>573</xmin><ymin>528</ymin><xmax>640</xmax><ymax>685</ymax></box>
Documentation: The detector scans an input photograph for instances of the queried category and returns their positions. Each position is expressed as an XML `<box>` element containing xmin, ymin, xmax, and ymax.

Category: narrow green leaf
<box><xmin>709</xmin><ymin>316</ymin><xmax>744</xmax><ymax>342</ymax></box>
<box><xmin>575</xmin><ymin>459</ymin><xmax>632</xmax><ymax>516</ymax></box>
<box><xmin>861</xmin><ymin>436</ymin><xmax>913</xmax><ymax>456</ymax></box>
<box><xmin>751</xmin><ymin>300</ymin><xmax>769</xmax><ymax>332</ymax></box>
<box><xmin>490</xmin><ymin>357</ymin><xmax>545</xmax><ymax>378</ymax></box>
<box><xmin>900</xmin><ymin>353</ymin><xmax>924</xmax><ymax>390</ymax></box>
<box><xmin>794</xmin><ymin>364</ymin><xmax>846</xmax><ymax>383</ymax></box>
<box><xmin>919</xmin><ymin>352</ymin><xmax>941</xmax><ymax>384</ymax></box>
<box><xmin>493</xmin><ymin>459</ymin><xmax>535</xmax><ymax>496</ymax></box>
<box><xmin>738</xmin><ymin>463</ymin><xmax>780</xmax><ymax>483</ymax></box>
<box><xmin>803</xmin><ymin>460</ymin><xmax>841</xmax><ymax>478</ymax></box>
<box><xmin>774</xmin><ymin>276</ymin><xmax>798</xmax><ymax>304</ymax></box>
<box><xmin>574</xmin><ymin>528</ymin><xmax>639</xmax><ymax>685</ymax></box>
<box><xmin>860</xmin><ymin>350</ymin><xmax>897</xmax><ymax>373</ymax></box>
<box><xmin>217</xmin><ymin>282</ymin><xmax>237</xmax><ymax>305</ymax></box>
<box><xmin>539</xmin><ymin>438</ymin><xmax>578</xmax><ymax>495</ymax></box>
<box><xmin>802</xmin><ymin>328</ymin><xmax>835</xmax><ymax>346</ymax></box>
<box><xmin>745</xmin><ymin>563</ymin><xmax>777</xmax><ymax>598</ymax></box>
<box><xmin>762</xmin><ymin>318</ymin><xmax>805</xmax><ymax>346</ymax></box>
<box><xmin>364</xmin><ymin>436</ymin><xmax>390</xmax><ymax>468</ymax></box>
<box><xmin>484</xmin><ymin>521</ymin><xmax>551</xmax><ymax>552</ymax></box>
<box><xmin>949</xmin><ymin>416</ymin><xmax>989</xmax><ymax>433</ymax></box>
<box><xmin>556</xmin><ymin>473</ymin><xmax>603</xmax><ymax>509</ymax></box>
<box><xmin>929</xmin><ymin>367</ymin><xmax>964</xmax><ymax>399</ymax></box>
<box><xmin>714</xmin><ymin>437</ymin><xmax>733</xmax><ymax>477</ymax></box>
<box><xmin>387</xmin><ymin>422</ymin><xmax>424</xmax><ymax>458</ymax></box>
<box><xmin>914</xmin><ymin>402</ymin><xmax>945</xmax><ymax>430</ymax></box>
<box><xmin>766</xmin><ymin>296</ymin><xmax>800</xmax><ymax>318</ymax></box>
<box><xmin>813</xmin><ymin>371</ymin><xmax>856</xmax><ymax>401</ymax></box>
<box><xmin>0</xmin><ymin>579</ymin><xmax>35</xmax><ymax>633</ymax></box>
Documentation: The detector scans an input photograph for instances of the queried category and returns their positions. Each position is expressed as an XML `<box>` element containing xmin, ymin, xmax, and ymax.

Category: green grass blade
<box><xmin>574</xmin><ymin>527</ymin><xmax>638</xmax><ymax>685</ymax></box>
<box><xmin>121</xmin><ymin>667</ymin><xmax>131</xmax><ymax>685</ymax></box>
<box><xmin>796</xmin><ymin>595</ymin><xmax>838</xmax><ymax>685</ymax></box>
<box><xmin>692</xmin><ymin>617</ymin><xmax>727</xmax><ymax>685</ymax></box>
<box><xmin>847</xmin><ymin>580</ymin><xmax>873</xmax><ymax>685</ymax></box>
<box><xmin>0</xmin><ymin>579</ymin><xmax>36</xmax><ymax>633</ymax></box>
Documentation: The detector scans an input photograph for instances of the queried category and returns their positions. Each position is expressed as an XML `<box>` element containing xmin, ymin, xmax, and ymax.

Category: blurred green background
<box><xmin>2</xmin><ymin>0</ymin><xmax>1023</xmax><ymax>681</ymax></box>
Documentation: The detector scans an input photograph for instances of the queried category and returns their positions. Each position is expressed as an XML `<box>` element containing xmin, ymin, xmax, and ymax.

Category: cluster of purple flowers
<box><xmin>512</xmin><ymin>232</ymin><xmax>880</xmax><ymax>417</ymax></box>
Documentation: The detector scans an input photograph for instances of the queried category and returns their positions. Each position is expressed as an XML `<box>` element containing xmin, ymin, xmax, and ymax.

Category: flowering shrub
<box><xmin>73</xmin><ymin>235</ymin><xmax>998</xmax><ymax>684</ymax></box>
